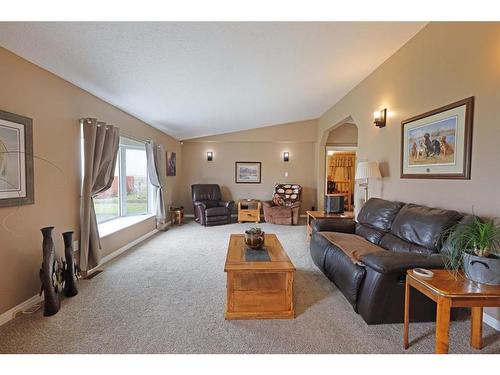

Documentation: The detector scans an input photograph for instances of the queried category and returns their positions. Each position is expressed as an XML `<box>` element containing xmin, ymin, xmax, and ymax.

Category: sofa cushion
<box><xmin>320</xmin><ymin>232</ymin><xmax>386</xmax><ymax>264</ymax></box>
<box><xmin>355</xmin><ymin>223</ymin><xmax>386</xmax><ymax>245</ymax></box>
<box><xmin>357</xmin><ymin>198</ymin><xmax>404</xmax><ymax>232</ymax></box>
<box><xmin>379</xmin><ymin>233</ymin><xmax>433</xmax><ymax>255</ymax></box>
<box><xmin>390</xmin><ymin>204</ymin><xmax>462</xmax><ymax>252</ymax></box>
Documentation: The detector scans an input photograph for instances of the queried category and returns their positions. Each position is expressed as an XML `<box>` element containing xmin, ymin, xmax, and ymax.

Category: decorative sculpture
<box><xmin>39</xmin><ymin>227</ymin><xmax>61</xmax><ymax>316</ymax></box>
<box><xmin>62</xmin><ymin>231</ymin><xmax>79</xmax><ymax>297</ymax></box>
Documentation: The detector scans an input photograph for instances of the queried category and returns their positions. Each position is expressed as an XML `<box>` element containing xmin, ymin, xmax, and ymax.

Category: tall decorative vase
<box><xmin>40</xmin><ymin>226</ymin><xmax>60</xmax><ymax>316</ymax></box>
<box><xmin>62</xmin><ymin>231</ymin><xmax>79</xmax><ymax>297</ymax></box>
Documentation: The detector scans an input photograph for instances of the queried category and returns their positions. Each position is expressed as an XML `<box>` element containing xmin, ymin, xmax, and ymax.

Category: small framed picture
<box><xmin>166</xmin><ymin>151</ymin><xmax>176</xmax><ymax>176</ymax></box>
<box><xmin>235</xmin><ymin>161</ymin><xmax>261</xmax><ymax>184</ymax></box>
<box><xmin>0</xmin><ymin>110</ymin><xmax>34</xmax><ymax>207</ymax></box>
<box><xmin>401</xmin><ymin>97</ymin><xmax>474</xmax><ymax>179</ymax></box>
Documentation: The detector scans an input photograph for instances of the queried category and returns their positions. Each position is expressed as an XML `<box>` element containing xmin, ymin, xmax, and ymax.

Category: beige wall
<box><xmin>317</xmin><ymin>22</ymin><xmax>500</xmax><ymax>216</ymax></box>
<box><xmin>0</xmin><ymin>48</ymin><xmax>181</xmax><ymax>315</ymax></box>
<box><xmin>180</xmin><ymin>119</ymin><xmax>318</xmax><ymax>214</ymax></box>
<box><xmin>326</xmin><ymin>123</ymin><xmax>358</xmax><ymax>146</ymax></box>
<box><xmin>316</xmin><ymin>22</ymin><xmax>500</xmax><ymax>322</ymax></box>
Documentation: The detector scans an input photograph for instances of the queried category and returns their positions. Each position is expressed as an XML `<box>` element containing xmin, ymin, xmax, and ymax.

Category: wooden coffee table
<box><xmin>306</xmin><ymin>210</ymin><xmax>354</xmax><ymax>239</ymax></box>
<box><xmin>404</xmin><ymin>269</ymin><xmax>500</xmax><ymax>354</ymax></box>
<box><xmin>224</xmin><ymin>234</ymin><xmax>295</xmax><ymax>320</ymax></box>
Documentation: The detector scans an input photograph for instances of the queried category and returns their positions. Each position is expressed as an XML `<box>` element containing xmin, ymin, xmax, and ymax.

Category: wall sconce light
<box><xmin>373</xmin><ymin>108</ymin><xmax>387</xmax><ymax>128</ymax></box>
<box><xmin>283</xmin><ymin>152</ymin><xmax>290</xmax><ymax>162</ymax></box>
<box><xmin>207</xmin><ymin>152</ymin><xmax>213</xmax><ymax>161</ymax></box>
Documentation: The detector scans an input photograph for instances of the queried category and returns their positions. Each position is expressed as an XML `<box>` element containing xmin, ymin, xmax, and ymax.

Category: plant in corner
<box><xmin>443</xmin><ymin>216</ymin><xmax>500</xmax><ymax>285</ymax></box>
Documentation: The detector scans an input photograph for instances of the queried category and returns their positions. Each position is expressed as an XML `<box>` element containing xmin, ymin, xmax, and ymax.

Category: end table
<box><xmin>404</xmin><ymin>269</ymin><xmax>500</xmax><ymax>354</ymax></box>
<box><xmin>169</xmin><ymin>206</ymin><xmax>184</xmax><ymax>225</ymax></box>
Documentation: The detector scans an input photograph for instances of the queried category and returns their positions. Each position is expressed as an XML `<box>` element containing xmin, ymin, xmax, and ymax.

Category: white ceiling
<box><xmin>0</xmin><ymin>22</ymin><xmax>426</xmax><ymax>139</ymax></box>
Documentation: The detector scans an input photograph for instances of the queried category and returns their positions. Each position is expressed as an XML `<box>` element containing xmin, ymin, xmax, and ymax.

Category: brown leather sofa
<box><xmin>191</xmin><ymin>184</ymin><xmax>234</xmax><ymax>226</ymax></box>
<box><xmin>310</xmin><ymin>198</ymin><xmax>467</xmax><ymax>324</ymax></box>
<box><xmin>263</xmin><ymin>184</ymin><xmax>302</xmax><ymax>225</ymax></box>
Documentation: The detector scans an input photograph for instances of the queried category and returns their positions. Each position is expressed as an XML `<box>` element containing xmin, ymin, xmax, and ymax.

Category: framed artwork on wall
<box><xmin>166</xmin><ymin>151</ymin><xmax>176</xmax><ymax>176</ymax></box>
<box><xmin>235</xmin><ymin>161</ymin><xmax>261</xmax><ymax>184</ymax></box>
<box><xmin>0</xmin><ymin>110</ymin><xmax>34</xmax><ymax>207</ymax></box>
<box><xmin>401</xmin><ymin>96</ymin><xmax>474</xmax><ymax>179</ymax></box>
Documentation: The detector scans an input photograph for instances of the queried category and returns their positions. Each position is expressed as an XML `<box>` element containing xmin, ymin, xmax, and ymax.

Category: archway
<box><xmin>317</xmin><ymin>116</ymin><xmax>358</xmax><ymax>211</ymax></box>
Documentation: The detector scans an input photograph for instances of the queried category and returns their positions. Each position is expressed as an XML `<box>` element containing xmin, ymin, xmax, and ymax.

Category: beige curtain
<box><xmin>146</xmin><ymin>141</ymin><xmax>167</xmax><ymax>229</ymax></box>
<box><xmin>80</xmin><ymin>118</ymin><xmax>120</xmax><ymax>272</ymax></box>
<box><xmin>327</xmin><ymin>152</ymin><xmax>356</xmax><ymax>193</ymax></box>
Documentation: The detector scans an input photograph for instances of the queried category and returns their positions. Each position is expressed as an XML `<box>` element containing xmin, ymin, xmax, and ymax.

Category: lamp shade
<box><xmin>355</xmin><ymin>161</ymin><xmax>381</xmax><ymax>180</ymax></box>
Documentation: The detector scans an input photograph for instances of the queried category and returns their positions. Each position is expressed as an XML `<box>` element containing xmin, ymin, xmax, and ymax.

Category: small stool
<box><xmin>170</xmin><ymin>206</ymin><xmax>184</xmax><ymax>225</ymax></box>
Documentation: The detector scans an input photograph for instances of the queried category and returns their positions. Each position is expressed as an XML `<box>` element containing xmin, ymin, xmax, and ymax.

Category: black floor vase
<box><xmin>62</xmin><ymin>231</ymin><xmax>79</xmax><ymax>297</ymax></box>
<box><xmin>40</xmin><ymin>226</ymin><xmax>60</xmax><ymax>316</ymax></box>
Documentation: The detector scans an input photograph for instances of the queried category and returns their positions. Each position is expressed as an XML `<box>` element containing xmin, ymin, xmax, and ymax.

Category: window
<box><xmin>93</xmin><ymin>136</ymin><xmax>152</xmax><ymax>224</ymax></box>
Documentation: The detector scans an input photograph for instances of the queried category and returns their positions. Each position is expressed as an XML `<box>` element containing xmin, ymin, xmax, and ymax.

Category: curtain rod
<box><xmin>80</xmin><ymin>118</ymin><xmax>152</xmax><ymax>145</ymax></box>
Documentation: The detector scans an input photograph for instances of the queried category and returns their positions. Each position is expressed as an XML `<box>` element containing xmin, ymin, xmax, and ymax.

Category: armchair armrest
<box><xmin>311</xmin><ymin>218</ymin><xmax>356</xmax><ymax>234</ymax></box>
<box><xmin>361</xmin><ymin>252</ymin><xmax>444</xmax><ymax>275</ymax></box>
<box><xmin>193</xmin><ymin>201</ymin><xmax>207</xmax><ymax>209</ymax></box>
<box><xmin>218</xmin><ymin>200</ymin><xmax>235</xmax><ymax>209</ymax></box>
<box><xmin>262</xmin><ymin>200</ymin><xmax>274</xmax><ymax>208</ymax></box>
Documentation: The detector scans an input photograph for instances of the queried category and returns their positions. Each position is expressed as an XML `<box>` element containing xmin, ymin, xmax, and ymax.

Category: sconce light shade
<box><xmin>283</xmin><ymin>152</ymin><xmax>289</xmax><ymax>162</ymax></box>
<box><xmin>207</xmin><ymin>152</ymin><xmax>213</xmax><ymax>161</ymax></box>
<box><xmin>373</xmin><ymin>108</ymin><xmax>387</xmax><ymax>128</ymax></box>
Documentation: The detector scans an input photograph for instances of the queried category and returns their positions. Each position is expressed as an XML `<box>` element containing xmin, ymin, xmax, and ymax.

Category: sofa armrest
<box><xmin>262</xmin><ymin>200</ymin><xmax>274</xmax><ymax>208</ymax></box>
<box><xmin>361</xmin><ymin>252</ymin><xmax>444</xmax><ymax>275</ymax></box>
<box><xmin>311</xmin><ymin>218</ymin><xmax>356</xmax><ymax>234</ymax></box>
<box><xmin>290</xmin><ymin>201</ymin><xmax>301</xmax><ymax>209</ymax></box>
<box><xmin>218</xmin><ymin>200</ymin><xmax>234</xmax><ymax>209</ymax></box>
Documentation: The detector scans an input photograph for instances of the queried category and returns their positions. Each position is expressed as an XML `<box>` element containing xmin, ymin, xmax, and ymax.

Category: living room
<box><xmin>0</xmin><ymin>1</ymin><xmax>499</xmax><ymax>373</ymax></box>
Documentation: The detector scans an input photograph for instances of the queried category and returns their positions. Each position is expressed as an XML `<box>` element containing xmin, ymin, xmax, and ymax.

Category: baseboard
<box><xmin>186</xmin><ymin>214</ymin><xmax>308</xmax><ymax>219</ymax></box>
<box><xmin>483</xmin><ymin>312</ymin><xmax>500</xmax><ymax>331</ymax></box>
<box><xmin>0</xmin><ymin>294</ymin><xmax>43</xmax><ymax>327</ymax></box>
<box><xmin>96</xmin><ymin>228</ymin><xmax>160</xmax><ymax>269</ymax></box>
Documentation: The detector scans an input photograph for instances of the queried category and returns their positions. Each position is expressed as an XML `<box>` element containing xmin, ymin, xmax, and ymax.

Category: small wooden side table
<box><xmin>169</xmin><ymin>206</ymin><xmax>184</xmax><ymax>225</ymax></box>
<box><xmin>404</xmin><ymin>269</ymin><xmax>500</xmax><ymax>354</ymax></box>
<box><xmin>305</xmin><ymin>210</ymin><xmax>354</xmax><ymax>239</ymax></box>
<box><xmin>238</xmin><ymin>199</ymin><xmax>261</xmax><ymax>223</ymax></box>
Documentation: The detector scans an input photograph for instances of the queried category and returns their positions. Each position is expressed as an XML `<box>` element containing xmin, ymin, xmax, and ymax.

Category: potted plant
<box><xmin>244</xmin><ymin>227</ymin><xmax>265</xmax><ymax>249</ymax></box>
<box><xmin>443</xmin><ymin>216</ymin><xmax>500</xmax><ymax>285</ymax></box>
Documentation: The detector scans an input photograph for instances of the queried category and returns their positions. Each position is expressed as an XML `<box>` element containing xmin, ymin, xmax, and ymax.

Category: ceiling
<box><xmin>0</xmin><ymin>22</ymin><xmax>426</xmax><ymax>139</ymax></box>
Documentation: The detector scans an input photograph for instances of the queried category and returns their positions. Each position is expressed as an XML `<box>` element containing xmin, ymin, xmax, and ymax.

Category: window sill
<box><xmin>98</xmin><ymin>214</ymin><xmax>156</xmax><ymax>238</ymax></box>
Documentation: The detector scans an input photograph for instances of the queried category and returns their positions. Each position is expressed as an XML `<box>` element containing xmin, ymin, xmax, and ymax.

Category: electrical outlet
<box><xmin>284</xmin><ymin>171</ymin><xmax>289</xmax><ymax>177</ymax></box>
<box><xmin>73</xmin><ymin>240</ymin><xmax>79</xmax><ymax>251</ymax></box>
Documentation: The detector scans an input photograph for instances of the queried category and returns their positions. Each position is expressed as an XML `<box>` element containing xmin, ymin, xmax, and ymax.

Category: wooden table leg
<box><xmin>306</xmin><ymin>214</ymin><xmax>311</xmax><ymax>239</ymax></box>
<box><xmin>471</xmin><ymin>307</ymin><xmax>483</xmax><ymax>350</ymax></box>
<box><xmin>435</xmin><ymin>297</ymin><xmax>451</xmax><ymax>354</ymax></box>
<box><xmin>403</xmin><ymin>276</ymin><xmax>410</xmax><ymax>349</ymax></box>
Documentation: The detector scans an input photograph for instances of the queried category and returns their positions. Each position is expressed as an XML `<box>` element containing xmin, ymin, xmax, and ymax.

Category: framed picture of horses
<box><xmin>0</xmin><ymin>110</ymin><xmax>34</xmax><ymax>207</ymax></box>
<box><xmin>401</xmin><ymin>97</ymin><xmax>474</xmax><ymax>179</ymax></box>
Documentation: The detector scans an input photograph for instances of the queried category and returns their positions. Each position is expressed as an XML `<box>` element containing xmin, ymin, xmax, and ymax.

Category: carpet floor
<box><xmin>0</xmin><ymin>220</ymin><xmax>498</xmax><ymax>354</ymax></box>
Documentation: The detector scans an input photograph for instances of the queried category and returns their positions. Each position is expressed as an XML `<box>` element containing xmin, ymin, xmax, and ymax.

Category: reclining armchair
<box><xmin>263</xmin><ymin>184</ymin><xmax>302</xmax><ymax>225</ymax></box>
<box><xmin>191</xmin><ymin>184</ymin><xmax>234</xmax><ymax>226</ymax></box>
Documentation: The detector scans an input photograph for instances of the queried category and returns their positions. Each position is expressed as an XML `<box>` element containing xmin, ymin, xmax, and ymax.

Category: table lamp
<box><xmin>355</xmin><ymin>161</ymin><xmax>382</xmax><ymax>203</ymax></box>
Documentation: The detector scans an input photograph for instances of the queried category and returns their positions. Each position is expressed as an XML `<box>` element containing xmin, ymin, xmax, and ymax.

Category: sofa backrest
<box><xmin>380</xmin><ymin>203</ymin><xmax>462</xmax><ymax>254</ymax></box>
<box><xmin>355</xmin><ymin>198</ymin><xmax>404</xmax><ymax>244</ymax></box>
